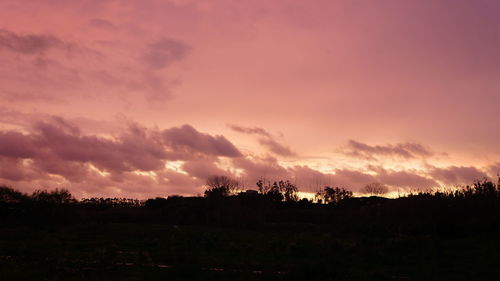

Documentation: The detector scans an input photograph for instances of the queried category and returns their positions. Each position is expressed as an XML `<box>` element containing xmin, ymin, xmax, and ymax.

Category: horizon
<box><xmin>1</xmin><ymin>0</ymin><xmax>500</xmax><ymax>199</ymax></box>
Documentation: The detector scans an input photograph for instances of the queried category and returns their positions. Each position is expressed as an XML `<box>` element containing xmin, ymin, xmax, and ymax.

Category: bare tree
<box><xmin>204</xmin><ymin>175</ymin><xmax>240</xmax><ymax>198</ymax></box>
<box><xmin>363</xmin><ymin>182</ymin><xmax>389</xmax><ymax>196</ymax></box>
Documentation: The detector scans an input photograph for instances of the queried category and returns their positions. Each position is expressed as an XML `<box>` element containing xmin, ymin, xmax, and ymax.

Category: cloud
<box><xmin>232</xmin><ymin>155</ymin><xmax>442</xmax><ymax>193</ymax></box>
<box><xmin>344</xmin><ymin>140</ymin><xmax>434</xmax><ymax>160</ymax></box>
<box><xmin>33</xmin><ymin>119</ymin><xmax>168</xmax><ymax>173</ymax></box>
<box><xmin>0</xmin><ymin>107</ymin><xmax>122</xmax><ymax>136</ymax></box>
<box><xmin>182</xmin><ymin>158</ymin><xmax>231</xmax><ymax>180</ymax></box>
<box><xmin>31</xmin><ymin>157</ymin><xmax>91</xmax><ymax>182</ymax></box>
<box><xmin>229</xmin><ymin>124</ymin><xmax>295</xmax><ymax>157</ymax></box>
<box><xmin>329</xmin><ymin>169</ymin><xmax>377</xmax><ymax>191</ymax></box>
<box><xmin>0</xmin><ymin>29</ymin><xmax>184</xmax><ymax>107</ymax></box>
<box><xmin>0</xmin><ymin>29</ymin><xmax>70</xmax><ymax>55</ymax></box>
<box><xmin>0</xmin><ymin>117</ymin><xmax>245</xmax><ymax>197</ymax></box>
<box><xmin>258</xmin><ymin>138</ymin><xmax>295</xmax><ymax>157</ymax></box>
<box><xmin>375</xmin><ymin>169</ymin><xmax>437</xmax><ymax>190</ymax></box>
<box><xmin>0</xmin><ymin>117</ymin><xmax>168</xmax><ymax>174</ymax></box>
<box><xmin>232</xmin><ymin>155</ymin><xmax>289</xmax><ymax>185</ymax></box>
<box><xmin>155</xmin><ymin>169</ymin><xmax>204</xmax><ymax>196</ymax></box>
<box><xmin>488</xmin><ymin>163</ymin><xmax>500</xmax><ymax>177</ymax></box>
<box><xmin>0</xmin><ymin>157</ymin><xmax>41</xmax><ymax>182</ymax></box>
<box><xmin>143</xmin><ymin>38</ymin><xmax>190</xmax><ymax>69</ymax></box>
<box><xmin>0</xmin><ymin>115</ymin><xmax>492</xmax><ymax>198</ymax></box>
<box><xmin>162</xmin><ymin>124</ymin><xmax>242</xmax><ymax>158</ymax></box>
<box><xmin>291</xmin><ymin>166</ymin><xmax>439</xmax><ymax>193</ymax></box>
<box><xmin>89</xmin><ymin>18</ymin><xmax>116</xmax><ymax>29</ymax></box>
<box><xmin>290</xmin><ymin>165</ymin><xmax>332</xmax><ymax>191</ymax></box>
<box><xmin>0</xmin><ymin>131</ymin><xmax>39</xmax><ymax>158</ymax></box>
<box><xmin>428</xmin><ymin>165</ymin><xmax>488</xmax><ymax>186</ymax></box>
<box><xmin>227</xmin><ymin>124</ymin><xmax>271</xmax><ymax>137</ymax></box>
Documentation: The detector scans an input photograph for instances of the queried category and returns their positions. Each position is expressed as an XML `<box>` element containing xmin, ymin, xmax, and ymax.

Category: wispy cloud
<box><xmin>0</xmin><ymin>29</ymin><xmax>72</xmax><ymax>55</ymax></box>
<box><xmin>258</xmin><ymin>138</ymin><xmax>295</xmax><ymax>157</ymax></box>
<box><xmin>143</xmin><ymin>38</ymin><xmax>191</xmax><ymax>69</ymax></box>
<box><xmin>229</xmin><ymin>124</ymin><xmax>295</xmax><ymax>157</ymax></box>
<box><xmin>344</xmin><ymin>140</ymin><xmax>434</xmax><ymax>160</ymax></box>
<box><xmin>227</xmin><ymin>124</ymin><xmax>271</xmax><ymax>138</ymax></box>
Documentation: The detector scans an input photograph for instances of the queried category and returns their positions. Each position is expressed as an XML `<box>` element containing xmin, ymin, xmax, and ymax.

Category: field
<box><xmin>1</xmin><ymin>222</ymin><xmax>500</xmax><ymax>281</ymax></box>
<box><xmin>2</xmin><ymin>181</ymin><xmax>500</xmax><ymax>280</ymax></box>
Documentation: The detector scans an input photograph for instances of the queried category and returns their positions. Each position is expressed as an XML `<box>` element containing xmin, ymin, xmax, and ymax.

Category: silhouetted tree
<box><xmin>204</xmin><ymin>175</ymin><xmax>240</xmax><ymax>198</ymax></box>
<box><xmin>363</xmin><ymin>182</ymin><xmax>389</xmax><ymax>196</ymax></box>
<box><xmin>278</xmin><ymin>180</ymin><xmax>299</xmax><ymax>202</ymax></box>
<box><xmin>256</xmin><ymin>180</ymin><xmax>283</xmax><ymax>201</ymax></box>
<box><xmin>315</xmin><ymin>186</ymin><xmax>352</xmax><ymax>204</ymax></box>
<box><xmin>0</xmin><ymin>186</ymin><xmax>29</xmax><ymax>203</ymax></box>
<box><xmin>256</xmin><ymin>179</ymin><xmax>270</xmax><ymax>194</ymax></box>
<box><xmin>31</xmin><ymin>189</ymin><xmax>76</xmax><ymax>204</ymax></box>
<box><xmin>256</xmin><ymin>180</ymin><xmax>298</xmax><ymax>202</ymax></box>
<box><xmin>145</xmin><ymin>197</ymin><xmax>168</xmax><ymax>208</ymax></box>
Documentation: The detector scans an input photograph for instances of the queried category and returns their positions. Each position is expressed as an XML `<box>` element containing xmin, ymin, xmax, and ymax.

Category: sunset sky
<box><xmin>1</xmin><ymin>0</ymin><xmax>499</xmax><ymax>198</ymax></box>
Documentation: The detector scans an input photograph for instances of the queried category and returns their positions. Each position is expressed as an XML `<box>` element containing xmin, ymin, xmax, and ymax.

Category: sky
<box><xmin>0</xmin><ymin>0</ymin><xmax>500</xmax><ymax>198</ymax></box>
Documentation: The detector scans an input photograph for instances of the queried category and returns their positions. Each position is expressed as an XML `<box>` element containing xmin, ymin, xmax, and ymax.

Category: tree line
<box><xmin>202</xmin><ymin>175</ymin><xmax>355</xmax><ymax>204</ymax></box>
<box><xmin>2</xmin><ymin>175</ymin><xmax>500</xmax><ymax>206</ymax></box>
<box><xmin>1</xmin><ymin>176</ymin><xmax>500</xmax><ymax>236</ymax></box>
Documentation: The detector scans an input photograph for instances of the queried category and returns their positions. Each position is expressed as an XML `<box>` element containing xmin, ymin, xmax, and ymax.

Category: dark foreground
<box><xmin>1</xmin><ymin>222</ymin><xmax>500</xmax><ymax>281</ymax></box>
<box><xmin>2</xmin><ymin>181</ymin><xmax>500</xmax><ymax>280</ymax></box>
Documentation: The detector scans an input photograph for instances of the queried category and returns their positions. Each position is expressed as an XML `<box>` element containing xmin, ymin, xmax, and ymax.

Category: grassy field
<box><xmin>1</xmin><ymin>222</ymin><xmax>500</xmax><ymax>281</ymax></box>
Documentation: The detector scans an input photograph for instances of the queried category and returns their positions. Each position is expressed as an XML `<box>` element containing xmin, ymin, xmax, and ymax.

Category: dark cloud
<box><xmin>258</xmin><ymin>138</ymin><xmax>295</xmax><ymax>157</ymax></box>
<box><xmin>345</xmin><ymin>140</ymin><xmax>434</xmax><ymax>160</ymax></box>
<box><xmin>0</xmin><ymin>117</ymin><xmax>168</xmax><ymax>174</ymax></box>
<box><xmin>32</xmin><ymin>119</ymin><xmax>167</xmax><ymax>173</ymax></box>
<box><xmin>0</xmin><ymin>118</ymin><xmax>244</xmax><ymax>197</ymax></box>
<box><xmin>0</xmin><ymin>131</ymin><xmax>38</xmax><ymax>158</ymax></box>
<box><xmin>0</xmin><ymin>115</ymin><xmax>491</xmax><ymax>198</ymax></box>
<box><xmin>143</xmin><ymin>38</ymin><xmax>190</xmax><ymax>69</ymax></box>
<box><xmin>162</xmin><ymin>124</ymin><xmax>242</xmax><ymax>158</ymax></box>
<box><xmin>31</xmin><ymin>157</ymin><xmax>90</xmax><ymax>182</ymax></box>
<box><xmin>227</xmin><ymin>124</ymin><xmax>271</xmax><ymax>137</ymax></box>
<box><xmin>429</xmin><ymin>165</ymin><xmax>488</xmax><ymax>186</ymax></box>
<box><xmin>0</xmin><ymin>29</ymin><xmax>69</xmax><ymax>55</ymax></box>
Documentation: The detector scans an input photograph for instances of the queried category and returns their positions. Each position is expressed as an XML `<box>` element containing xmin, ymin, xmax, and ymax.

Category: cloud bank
<box><xmin>0</xmin><ymin>116</ymin><xmax>495</xmax><ymax>198</ymax></box>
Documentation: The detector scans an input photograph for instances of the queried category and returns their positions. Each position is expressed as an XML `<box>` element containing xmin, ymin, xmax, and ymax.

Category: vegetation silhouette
<box><xmin>1</xmin><ymin>176</ymin><xmax>500</xmax><ymax>280</ymax></box>
<box><xmin>315</xmin><ymin>186</ymin><xmax>353</xmax><ymax>204</ymax></box>
<box><xmin>362</xmin><ymin>182</ymin><xmax>389</xmax><ymax>196</ymax></box>
<box><xmin>256</xmin><ymin>179</ymin><xmax>299</xmax><ymax>202</ymax></box>
<box><xmin>204</xmin><ymin>175</ymin><xmax>240</xmax><ymax>198</ymax></box>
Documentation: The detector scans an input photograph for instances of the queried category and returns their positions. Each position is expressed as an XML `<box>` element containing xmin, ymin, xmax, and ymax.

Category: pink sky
<box><xmin>1</xmin><ymin>0</ymin><xmax>499</xmax><ymax>198</ymax></box>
